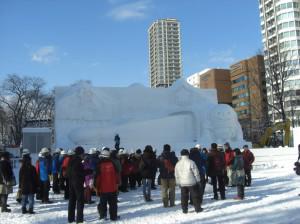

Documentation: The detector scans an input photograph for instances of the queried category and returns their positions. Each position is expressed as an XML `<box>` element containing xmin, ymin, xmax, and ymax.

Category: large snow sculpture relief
<box><xmin>55</xmin><ymin>79</ymin><xmax>247</xmax><ymax>151</ymax></box>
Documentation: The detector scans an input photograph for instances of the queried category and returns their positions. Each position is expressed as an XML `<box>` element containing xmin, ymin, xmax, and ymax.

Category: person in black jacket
<box><xmin>139</xmin><ymin>145</ymin><xmax>157</xmax><ymax>202</ymax></box>
<box><xmin>158</xmin><ymin>144</ymin><xmax>178</xmax><ymax>207</ymax></box>
<box><xmin>189</xmin><ymin>147</ymin><xmax>206</xmax><ymax>205</ymax></box>
<box><xmin>67</xmin><ymin>146</ymin><xmax>86</xmax><ymax>223</ymax></box>
<box><xmin>0</xmin><ymin>152</ymin><xmax>14</xmax><ymax>212</ymax></box>
<box><xmin>207</xmin><ymin>143</ymin><xmax>226</xmax><ymax>200</ymax></box>
<box><xmin>19</xmin><ymin>153</ymin><xmax>39</xmax><ymax>214</ymax></box>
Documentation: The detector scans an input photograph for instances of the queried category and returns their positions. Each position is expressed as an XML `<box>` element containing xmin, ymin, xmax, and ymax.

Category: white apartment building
<box><xmin>259</xmin><ymin>0</ymin><xmax>300</xmax><ymax>124</ymax></box>
<box><xmin>186</xmin><ymin>69</ymin><xmax>212</xmax><ymax>88</ymax></box>
<box><xmin>148</xmin><ymin>19</ymin><xmax>182</xmax><ymax>88</ymax></box>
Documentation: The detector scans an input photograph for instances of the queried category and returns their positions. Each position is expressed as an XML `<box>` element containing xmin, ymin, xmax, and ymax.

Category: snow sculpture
<box><xmin>55</xmin><ymin>79</ymin><xmax>248</xmax><ymax>152</ymax></box>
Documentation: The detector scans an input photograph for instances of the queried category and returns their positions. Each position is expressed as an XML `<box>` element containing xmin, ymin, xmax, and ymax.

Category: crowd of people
<box><xmin>0</xmin><ymin>142</ymin><xmax>256</xmax><ymax>223</ymax></box>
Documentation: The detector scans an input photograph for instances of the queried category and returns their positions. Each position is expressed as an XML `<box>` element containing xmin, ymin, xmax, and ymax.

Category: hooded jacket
<box><xmin>175</xmin><ymin>155</ymin><xmax>200</xmax><ymax>187</ymax></box>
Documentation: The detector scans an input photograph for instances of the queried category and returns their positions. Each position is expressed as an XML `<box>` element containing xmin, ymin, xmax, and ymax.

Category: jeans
<box><xmin>22</xmin><ymin>194</ymin><xmax>34</xmax><ymax>209</ymax></box>
<box><xmin>142</xmin><ymin>178</ymin><xmax>152</xmax><ymax>200</ymax></box>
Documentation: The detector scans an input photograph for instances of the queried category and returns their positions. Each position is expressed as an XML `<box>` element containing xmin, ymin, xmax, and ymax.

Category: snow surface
<box><xmin>1</xmin><ymin>147</ymin><xmax>299</xmax><ymax>224</ymax></box>
<box><xmin>55</xmin><ymin>79</ymin><xmax>247</xmax><ymax>151</ymax></box>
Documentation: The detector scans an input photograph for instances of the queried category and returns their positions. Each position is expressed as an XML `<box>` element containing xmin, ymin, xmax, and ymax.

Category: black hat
<box><xmin>243</xmin><ymin>145</ymin><xmax>249</xmax><ymax>149</ymax></box>
<box><xmin>211</xmin><ymin>143</ymin><xmax>217</xmax><ymax>149</ymax></box>
<box><xmin>181</xmin><ymin>149</ymin><xmax>189</xmax><ymax>156</ymax></box>
<box><xmin>163</xmin><ymin>144</ymin><xmax>171</xmax><ymax>152</ymax></box>
<box><xmin>74</xmin><ymin>146</ymin><xmax>85</xmax><ymax>155</ymax></box>
<box><xmin>136</xmin><ymin>149</ymin><xmax>142</xmax><ymax>154</ymax></box>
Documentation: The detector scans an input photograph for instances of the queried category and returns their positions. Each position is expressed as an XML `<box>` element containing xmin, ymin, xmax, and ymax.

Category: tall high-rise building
<box><xmin>148</xmin><ymin>19</ymin><xmax>182</xmax><ymax>88</ymax></box>
<box><xmin>259</xmin><ymin>0</ymin><xmax>300</xmax><ymax>124</ymax></box>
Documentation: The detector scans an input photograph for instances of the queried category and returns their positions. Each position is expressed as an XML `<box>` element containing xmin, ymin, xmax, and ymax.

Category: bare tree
<box><xmin>264</xmin><ymin>49</ymin><xmax>295</xmax><ymax>122</ymax></box>
<box><xmin>0</xmin><ymin>74</ymin><xmax>53</xmax><ymax>145</ymax></box>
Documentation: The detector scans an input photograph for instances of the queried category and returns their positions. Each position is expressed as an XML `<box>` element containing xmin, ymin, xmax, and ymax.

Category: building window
<box><xmin>232</xmin><ymin>84</ymin><xmax>246</xmax><ymax>93</ymax></box>
<box><xmin>232</xmin><ymin>76</ymin><xmax>248</xmax><ymax>84</ymax></box>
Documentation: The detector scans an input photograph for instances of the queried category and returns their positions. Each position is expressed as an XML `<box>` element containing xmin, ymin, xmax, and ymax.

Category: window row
<box><xmin>276</xmin><ymin>2</ymin><xmax>299</xmax><ymax>12</ymax></box>
<box><xmin>277</xmin><ymin>11</ymin><xmax>300</xmax><ymax>21</ymax></box>
<box><xmin>232</xmin><ymin>84</ymin><xmax>246</xmax><ymax>93</ymax></box>
<box><xmin>279</xmin><ymin>39</ymin><xmax>300</xmax><ymax>49</ymax></box>
<box><xmin>233</xmin><ymin>101</ymin><xmax>250</xmax><ymax>108</ymax></box>
<box><xmin>232</xmin><ymin>92</ymin><xmax>249</xmax><ymax>100</ymax></box>
<box><xmin>232</xmin><ymin>75</ymin><xmax>248</xmax><ymax>84</ymax></box>
<box><xmin>278</xmin><ymin>20</ymin><xmax>300</xmax><ymax>30</ymax></box>
<box><xmin>278</xmin><ymin>30</ymin><xmax>300</xmax><ymax>40</ymax></box>
<box><xmin>236</xmin><ymin>109</ymin><xmax>250</xmax><ymax>116</ymax></box>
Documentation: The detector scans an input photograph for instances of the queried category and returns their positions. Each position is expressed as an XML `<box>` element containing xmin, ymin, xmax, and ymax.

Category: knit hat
<box><xmin>100</xmin><ymin>150</ymin><xmax>110</xmax><ymax>158</ymax></box>
<box><xmin>195</xmin><ymin>144</ymin><xmax>201</xmax><ymax>149</ymax></box>
<box><xmin>22</xmin><ymin>148</ymin><xmax>30</xmax><ymax>156</ymax></box>
<box><xmin>74</xmin><ymin>146</ymin><xmax>85</xmax><ymax>155</ymax></box>
<box><xmin>181</xmin><ymin>149</ymin><xmax>189</xmax><ymax>156</ymax></box>
<box><xmin>163</xmin><ymin>144</ymin><xmax>171</xmax><ymax>152</ymax></box>
<box><xmin>40</xmin><ymin>147</ymin><xmax>49</xmax><ymax>154</ymax></box>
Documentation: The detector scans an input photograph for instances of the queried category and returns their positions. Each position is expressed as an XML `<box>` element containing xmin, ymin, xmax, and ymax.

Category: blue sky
<box><xmin>0</xmin><ymin>0</ymin><xmax>262</xmax><ymax>89</ymax></box>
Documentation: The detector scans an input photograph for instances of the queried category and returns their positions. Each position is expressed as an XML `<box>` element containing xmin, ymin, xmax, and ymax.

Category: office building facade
<box><xmin>230</xmin><ymin>55</ymin><xmax>268</xmax><ymax>142</ymax></box>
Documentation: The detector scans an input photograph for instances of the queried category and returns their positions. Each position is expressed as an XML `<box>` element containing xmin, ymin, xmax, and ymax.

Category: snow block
<box><xmin>54</xmin><ymin>79</ymin><xmax>248</xmax><ymax>153</ymax></box>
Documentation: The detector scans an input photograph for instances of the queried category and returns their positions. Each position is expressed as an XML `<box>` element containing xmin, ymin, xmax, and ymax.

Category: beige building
<box><xmin>148</xmin><ymin>19</ymin><xmax>182</xmax><ymax>88</ymax></box>
<box><xmin>230</xmin><ymin>55</ymin><xmax>268</xmax><ymax>143</ymax></box>
<box><xmin>187</xmin><ymin>69</ymin><xmax>232</xmax><ymax>105</ymax></box>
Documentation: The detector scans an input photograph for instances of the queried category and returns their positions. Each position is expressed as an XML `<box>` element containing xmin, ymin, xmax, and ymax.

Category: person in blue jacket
<box><xmin>52</xmin><ymin>148</ymin><xmax>61</xmax><ymax>194</ymax></box>
<box><xmin>39</xmin><ymin>147</ymin><xmax>52</xmax><ymax>203</ymax></box>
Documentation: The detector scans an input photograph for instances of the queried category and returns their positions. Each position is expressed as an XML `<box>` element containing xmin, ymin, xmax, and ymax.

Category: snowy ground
<box><xmin>1</xmin><ymin>148</ymin><xmax>300</xmax><ymax>224</ymax></box>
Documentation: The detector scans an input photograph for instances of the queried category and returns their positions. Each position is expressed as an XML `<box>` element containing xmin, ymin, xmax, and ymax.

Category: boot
<box><xmin>1</xmin><ymin>207</ymin><xmax>11</xmax><ymax>213</ymax></box>
<box><xmin>162</xmin><ymin>198</ymin><xmax>168</xmax><ymax>207</ymax></box>
<box><xmin>28</xmin><ymin>208</ymin><xmax>35</xmax><ymax>214</ymax></box>
<box><xmin>22</xmin><ymin>207</ymin><xmax>27</xmax><ymax>214</ymax></box>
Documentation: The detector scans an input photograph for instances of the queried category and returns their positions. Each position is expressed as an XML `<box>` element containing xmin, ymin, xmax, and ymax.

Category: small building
<box><xmin>187</xmin><ymin>68</ymin><xmax>232</xmax><ymax>105</ymax></box>
<box><xmin>22</xmin><ymin>127</ymin><xmax>52</xmax><ymax>154</ymax></box>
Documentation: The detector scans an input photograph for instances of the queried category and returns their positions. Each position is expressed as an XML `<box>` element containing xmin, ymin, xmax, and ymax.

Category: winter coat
<box><xmin>242</xmin><ymin>150</ymin><xmax>255</xmax><ymax>171</ymax></box>
<box><xmin>129</xmin><ymin>154</ymin><xmax>141</xmax><ymax>175</ymax></box>
<box><xmin>95</xmin><ymin>159</ymin><xmax>119</xmax><ymax>194</ymax></box>
<box><xmin>189</xmin><ymin>149</ymin><xmax>206</xmax><ymax>176</ymax></box>
<box><xmin>0</xmin><ymin>159</ymin><xmax>14</xmax><ymax>194</ymax></box>
<box><xmin>62</xmin><ymin>156</ymin><xmax>71</xmax><ymax>177</ymax></box>
<box><xmin>67</xmin><ymin>156</ymin><xmax>85</xmax><ymax>189</ymax></box>
<box><xmin>39</xmin><ymin>157</ymin><xmax>51</xmax><ymax>181</ymax></box>
<box><xmin>52</xmin><ymin>154</ymin><xmax>60</xmax><ymax>175</ymax></box>
<box><xmin>224</xmin><ymin>148</ymin><xmax>235</xmax><ymax>167</ymax></box>
<box><xmin>232</xmin><ymin>155</ymin><xmax>245</xmax><ymax>186</ymax></box>
<box><xmin>139</xmin><ymin>152</ymin><xmax>157</xmax><ymax>179</ymax></box>
<box><xmin>207</xmin><ymin>149</ymin><xmax>226</xmax><ymax>177</ymax></box>
<box><xmin>19</xmin><ymin>158</ymin><xmax>39</xmax><ymax>195</ymax></box>
<box><xmin>120</xmin><ymin>157</ymin><xmax>132</xmax><ymax>176</ymax></box>
<box><xmin>175</xmin><ymin>155</ymin><xmax>200</xmax><ymax>187</ymax></box>
<box><xmin>158</xmin><ymin>151</ymin><xmax>178</xmax><ymax>179</ymax></box>
<box><xmin>83</xmin><ymin>159</ymin><xmax>94</xmax><ymax>188</ymax></box>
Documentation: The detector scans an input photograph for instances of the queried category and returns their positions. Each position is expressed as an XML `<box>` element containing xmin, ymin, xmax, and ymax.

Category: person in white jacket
<box><xmin>175</xmin><ymin>149</ymin><xmax>203</xmax><ymax>213</ymax></box>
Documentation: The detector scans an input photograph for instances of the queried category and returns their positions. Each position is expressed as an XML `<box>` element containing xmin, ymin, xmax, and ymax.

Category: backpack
<box><xmin>214</xmin><ymin>154</ymin><xmax>224</xmax><ymax>172</ymax></box>
<box><xmin>163</xmin><ymin>159</ymin><xmax>175</xmax><ymax>173</ymax></box>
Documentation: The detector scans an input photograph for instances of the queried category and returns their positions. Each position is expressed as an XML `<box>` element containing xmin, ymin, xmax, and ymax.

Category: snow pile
<box><xmin>0</xmin><ymin>147</ymin><xmax>299</xmax><ymax>224</ymax></box>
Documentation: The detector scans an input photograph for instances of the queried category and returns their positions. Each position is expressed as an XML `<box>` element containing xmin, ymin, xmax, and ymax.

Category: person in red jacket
<box><xmin>242</xmin><ymin>145</ymin><xmax>255</xmax><ymax>186</ymax></box>
<box><xmin>61</xmin><ymin>150</ymin><xmax>74</xmax><ymax>200</ymax></box>
<box><xmin>95</xmin><ymin>150</ymin><xmax>119</xmax><ymax>221</ymax></box>
<box><xmin>224</xmin><ymin>142</ymin><xmax>235</xmax><ymax>186</ymax></box>
<box><xmin>118</xmin><ymin>149</ymin><xmax>130</xmax><ymax>192</ymax></box>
